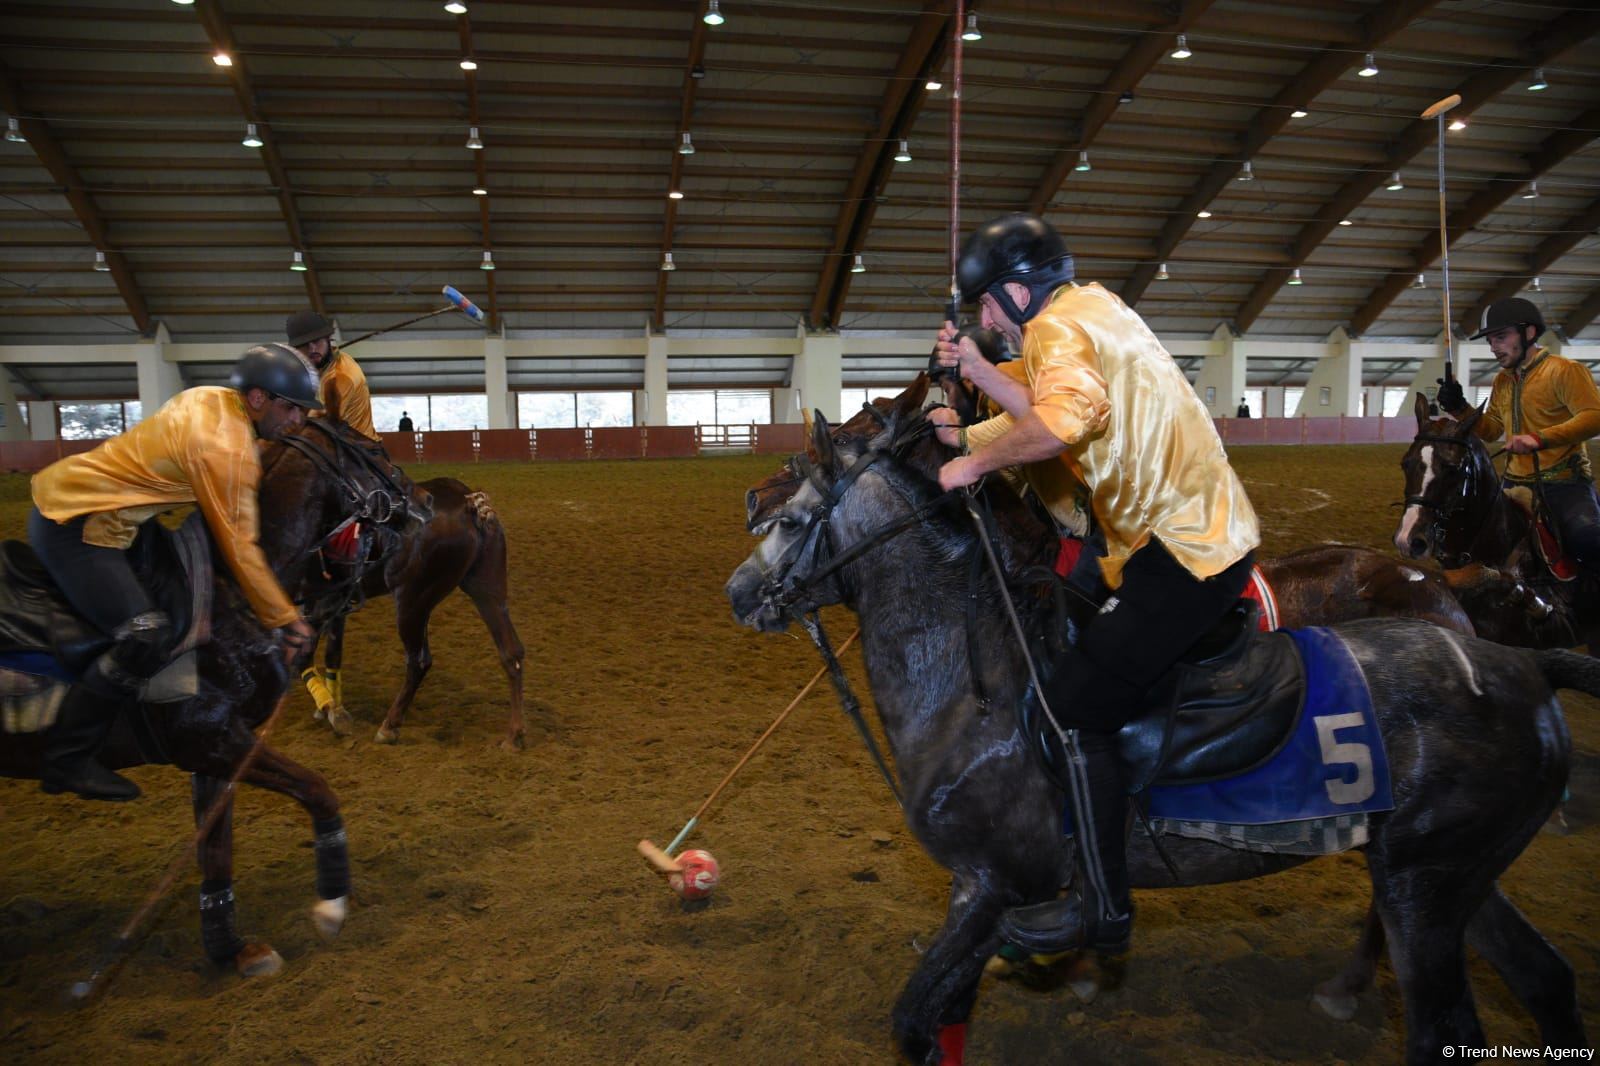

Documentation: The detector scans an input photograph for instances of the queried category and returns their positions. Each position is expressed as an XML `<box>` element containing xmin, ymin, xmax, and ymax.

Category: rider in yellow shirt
<box><xmin>286</xmin><ymin>311</ymin><xmax>379</xmax><ymax>442</ymax></box>
<box><xmin>29</xmin><ymin>344</ymin><xmax>321</xmax><ymax>800</ymax></box>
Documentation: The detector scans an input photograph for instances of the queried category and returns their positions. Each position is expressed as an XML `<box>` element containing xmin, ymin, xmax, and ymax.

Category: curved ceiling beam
<box><xmin>1231</xmin><ymin>7</ymin><xmax>1600</xmax><ymax>334</ymax></box>
<box><xmin>1120</xmin><ymin>0</ymin><xmax>1441</xmax><ymax>309</ymax></box>
<box><xmin>809</xmin><ymin>1</ymin><xmax>950</xmax><ymax>331</ymax></box>
<box><xmin>1562</xmin><ymin>286</ymin><xmax>1600</xmax><ymax>340</ymax></box>
<box><xmin>651</xmin><ymin>3</ymin><xmax>713</xmax><ymax>330</ymax></box>
<box><xmin>194</xmin><ymin>0</ymin><xmax>325</xmax><ymax>318</ymax></box>
<box><xmin>1026</xmin><ymin>0</ymin><xmax>1217</xmax><ymax>217</ymax></box>
<box><xmin>1350</xmin><ymin>108</ymin><xmax>1600</xmax><ymax>337</ymax></box>
<box><xmin>0</xmin><ymin>58</ymin><xmax>152</xmax><ymax>334</ymax></box>
<box><xmin>457</xmin><ymin>9</ymin><xmax>499</xmax><ymax>330</ymax></box>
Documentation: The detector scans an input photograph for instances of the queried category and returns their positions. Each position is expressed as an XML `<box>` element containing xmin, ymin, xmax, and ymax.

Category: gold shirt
<box><xmin>1468</xmin><ymin>348</ymin><xmax>1600</xmax><ymax>482</ymax></box>
<box><xmin>321</xmin><ymin>348</ymin><xmax>378</xmax><ymax>441</ymax></box>
<box><xmin>31</xmin><ymin>387</ymin><xmax>300</xmax><ymax>629</ymax></box>
<box><xmin>966</xmin><ymin>282</ymin><xmax>1259</xmax><ymax>588</ymax></box>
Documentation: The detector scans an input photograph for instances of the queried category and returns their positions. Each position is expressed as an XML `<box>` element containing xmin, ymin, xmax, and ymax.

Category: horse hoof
<box><xmin>374</xmin><ymin>726</ymin><xmax>399</xmax><ymax>745</ymax></box>
<box><xmin>1542</xmin><ymin>809</ymin><xmax>1570</xmax><ymax>836</ymax></box>
<box><xmin>1312</xmin><ymin>989</ymin><xmax>1359</xmax><ymax>1022</ymax></box>
<box><xmin>326</xmin><ymin>706</ymin><xmax>354</xmax><ymax>737</ymax></box>
<box><xmin>983</xmin><ymin>954</ymin><xmax>1014</xmax><ymax>977</ymax></box>
<box><xmin>312</xmin><ymin>896</ymin><xmax>348</xmax><ymax>940</ymax></box>
<box><xmin>1065</xmin><ymin>956</ymin><xmax>1100</xmax><ymax>1003</ymax></box>
<box><xmin>235</xmin><ymin>943</ymin><xmax>283</xmax><ymax>978</ymax></box>
<box><xmin>499</xmin><ymin>732</ymin><xmax>526</xmax><ymax>752</ymax></box>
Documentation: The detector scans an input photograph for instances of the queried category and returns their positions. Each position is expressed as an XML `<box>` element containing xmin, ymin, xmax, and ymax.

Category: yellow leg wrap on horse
<box><xmin>302</xmin><ymin>668</ymin><xmax>335</xmax><ymax>712</ymax></box>
<box><xmin>327</xmin><ymin>669</ymin><xmax>342</xmax><ymax>708</ymax></box>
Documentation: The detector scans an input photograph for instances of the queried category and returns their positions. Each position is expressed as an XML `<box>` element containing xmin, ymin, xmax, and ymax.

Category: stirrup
<box><xmin>999</xmin><ymin>889</ymin><xmax>1131</xmax><ymax>957</ymax></box>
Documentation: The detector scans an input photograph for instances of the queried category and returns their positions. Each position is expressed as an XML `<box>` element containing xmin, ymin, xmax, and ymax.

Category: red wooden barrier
<box><xmin>380</xmin><ymin>432</ymin><xmax>422</xmax><ymax>464</ymax></box>
<box><xmin>644</xmin><ymin>425</ymin><xmax>698</xmax><ymax>458</ymax></box>
<box><xmin>590</xmin><ymin>427</ymin><xmax>644</xmax><ymax>460</ymax></box>
<box><xmin>477</xmin><ymin>429</ymin><xmax>534</xmax><ymax>462</ymax></box>
<box><xmin>420</xmin><ymin>430</ymin><xmax>478</xmax><ymax>463</ymax></box>
<box><xmin>534</xmin><ymin>428</ymin><xmax>589</xmax><ymax>461</ymax></box>
<box><xmin>754</xmin><ymin>423</ymin><xmax>806</xmax><ymax>454</ymax></box>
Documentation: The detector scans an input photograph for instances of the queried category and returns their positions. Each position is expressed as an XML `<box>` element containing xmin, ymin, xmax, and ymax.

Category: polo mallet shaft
<box><xmin>948</xmin><ymin>0</ymin><xmax>964</xmax><ymax>324</ymax></box>
<box><xmin>339</xmin><ymin>285</ymin><xmax>489</xmax><ymax>349</ymax></box>
<box><xmin>1422</xmin><ymin>94</ymin><xmax>1461</xmax><ymax>363</ymax></box>
<box><xmin>660</xmin><ymin>627</ymin><xmax>860</xmax><ymax>856</ymax></box>
<box><xmin>340</xmin><ymin>306</ymin><xmax>457</xmax><ymax>349</ymax></box>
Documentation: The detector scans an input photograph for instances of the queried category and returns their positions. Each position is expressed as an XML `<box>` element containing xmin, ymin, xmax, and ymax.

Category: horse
<box><xmin>296</xmin><ymin>469</ymin><xmax>527</xmax><ymax>750</ymax></box>
<box><xmin>725</xmin><ymin>386</ymin><xmax>1586</xmax><ymax>1064</ymax></box>
<box><xmin>0</xmin><ymin>417</ymin><xmax>413</xmax><ymax>978</ymax></box>
<box><xmin>1395</xmin><ymin>391</ymin><xmax>1598</xmax><ymax>651</ymax></box>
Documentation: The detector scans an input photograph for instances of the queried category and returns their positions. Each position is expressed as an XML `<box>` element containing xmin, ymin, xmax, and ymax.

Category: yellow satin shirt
<box><xmin>966</xmin><ymin>283</ymin><xmax>1259</xmax><ymax>588</ymax></box>
<box><xmin>1467</xmin><ymin>348</ymin><xmax>1600</xmax><ymax>482</ymax></box>
<box><xmin>31</xmin><ymin>387</ymin><xmax>300</xmax><ymax>629</ymax></box>
<box><xmin>321</xmin><ymin>349</ymin><xmax>377</xmax><ymax>441</ymax></box>
<box><xmin>976</xmin><ymin>361</ymin><xmax>1092</xmax><ymax>537</ymax></box>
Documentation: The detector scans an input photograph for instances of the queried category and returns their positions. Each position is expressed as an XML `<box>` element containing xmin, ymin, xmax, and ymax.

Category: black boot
<box><xmin>1000</xmin><ymin>734</ymin><xmax>1130</xmax><ymax>955</ymax></box>
<box><xmin>40</xmin><ymin>684</ymin><xmax>140</xmax><ymax>802</ymax></box>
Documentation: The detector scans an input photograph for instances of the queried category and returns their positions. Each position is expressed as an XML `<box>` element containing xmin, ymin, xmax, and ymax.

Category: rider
<box><xmin>287</xmin><ymin>310</ymin><xmax>379</xmax><ymax>442</ymax></box>
<box><xmin>929</xmin><ymin>213</ymin><xmax>1261</xmax><ymax>956</ymax></box>
<box><xmin>1436</xmin><ymin>297</ymin><xmax>1600</xmax><ymax>578</ymax></box>
<box><xmin>28</xmin><ymin>345</ymin><xmax>322</xmax><ymax>801</ymax></box>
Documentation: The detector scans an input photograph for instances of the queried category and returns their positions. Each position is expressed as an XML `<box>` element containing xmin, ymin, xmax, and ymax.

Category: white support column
<box><xmin>484</xmin><ymin>327</ymin><xmax>514</xmax><ymax>430</ymax></box>
<box><xmin>791</xmin><ymin>329</ymin><xmax>844</xmax><ymax>424</ymax></box>
<box><xmin>1191</xmin><ymin>324</ymin><xmax>1242</xmax><ymax>418</ymax></box>
<box><xmin>1300</xmin><ymin>326</ymin><xmax>1362</xmax><ymax>417</ymax></box>
<box><xmin>135</xmin><ymin>322</ymin><xmax>184</xmax><ymax>413</ymax></box>
<box><xmin>29</xmin><ymin>401</ymin><xmax>55</xmax><ymax>441</ymax></box>
<box><xmin>0</xmin><ymin>367</ymin><xmax>26</xmax><ymax>442</ymax></box>
<box><xmin>638</xmin><ymin>327</ymin><xmax>668</xmax><ymax>425</ymax></box>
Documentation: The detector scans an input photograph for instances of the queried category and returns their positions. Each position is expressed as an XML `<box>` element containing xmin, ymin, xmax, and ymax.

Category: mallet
<box><xmin>1421</xmin><ymin>94</ymin><xmax>1462</xmax><ymax>365</ymax></box>
<box><xmin>339</xmin><ymin>285</ymin><xmax>490</xmax><ymax>348</ymax></box>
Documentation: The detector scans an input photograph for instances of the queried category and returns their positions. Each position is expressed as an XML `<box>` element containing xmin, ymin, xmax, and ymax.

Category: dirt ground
<box><xmin>0</xmin><ymin>444</ymin><xmax>1595</xmax><ymax>1065</ymax></box>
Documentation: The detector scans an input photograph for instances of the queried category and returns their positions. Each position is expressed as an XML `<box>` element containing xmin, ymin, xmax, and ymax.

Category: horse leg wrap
<box><xmin>199</xmin><ymin>879</ymin><xmax>246</xmax><ymax>965</ymax></box>
<box><xmin>937</xmin><ymin>1023</ymin><xmax>966</xmax><ymax>1066</ymax></box>
<box><xmin>326</xmin><ymin>669</ymin><xmax>343</xmax><ymax>710</ymax></box>
<box><xmin>301</xmin><ymin>668</ymin><xmax>334</xmax><ymax>714</ymax></box>
<box><xmin>313</xmin><ymin>815</ymin><xmax>351</xmax><ymax>900</ymax></box>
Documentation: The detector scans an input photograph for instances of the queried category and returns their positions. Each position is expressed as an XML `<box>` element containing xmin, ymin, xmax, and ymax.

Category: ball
<box><xmin>668</xmin><ymin>849</ymin><xmax>720</xmax><ymax>900</ymax></box>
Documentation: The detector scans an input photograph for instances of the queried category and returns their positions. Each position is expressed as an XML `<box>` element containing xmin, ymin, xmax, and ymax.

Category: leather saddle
<box><xmin>0</xmin><ymin>512</ymin><xmax>205</xmax><ymax>678</ymax></box>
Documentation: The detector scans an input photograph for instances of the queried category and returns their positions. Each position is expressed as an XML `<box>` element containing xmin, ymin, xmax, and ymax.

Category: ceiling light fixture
<box><xmin>444</xmin><ymin>1</ymin><xmax>468</xmax><ymax>13</ymax></box>
<box><xmin>894</xmin><ymin>138</ymin><xmax>912</xmax><ymax>163</ymax></box>
<box><xmin>1237</xmin><ymin>160</ymin><xmax>1254</xmax><ymax>182</ymax></box>
<box><xmin>1528</xmin><ymin>68</ymin><xmax>1548</xmax><ymax>92</ymax></box>
<box><xmin>1074</xmin><ymin>150</ymin><xmax>1091</xmax><ymax>173</ymax></box>
<box><xmin>290</xmin><ymin>250</ymin><xmax>308</xmax><ymax>272</ymax></box>
<box><xmin>1412</xmin><ymin>273</ymin><xmax>1426</xmax><ymax>289</ymax></box>
<box><xmin>1448</xmin><ymin>117</ymin><xmax>1467</xmax><ymax>131</ymax></box>
<box><xmin>480</xmin><ymin>250</ymin><xmax>495</xmax><ymax>271</ymax></box>
<box><xmin>1155</xmin><ymin>263</ymin><xmax>1169</xmax><ymax>281</ymax></box>
<box><xmin>1522</xmin><ymin>181</ymin><xmax>1538</xmax><ymax>200</ymax></box>
<box><xmin>679</xmin><ymin>131</ymin><xmax>695</xmax><ymax>155</ymax></box>
<box><xmin>851</xmin><ymin>254</ymin><xmax>865</xmax><ymax>274</ymax></box>
<box><xmin>171</xmin><ymin>0</ymin><xmax>196</xmax><ymax>5</ymax></box>
<box><xmin>1196</xmin><ymin>209</ymin><xmax>1212</xmax><ymax>219</ymax></box>
<box><xmin>668</xmin><ymin>189</ymin><xmax>683</xmax><ymax>200</ymax></box>
<box><xmin>703</xmin><ymin>0</ymin><xmax>725</xmax><ymax>27</ymax></box>
<box><xmin>962</xmin><ymin>12</ymin><xmax>982</xmax><ymax>41</ymax></box>
<box><xmin>466</xmin><ymin>126</ymin><xmax>483</xmax><ymax>150</ymax></box>
<box><xmin>1529</xmin><ymin>276</ymin><xmax>1542</xmax><ymax>293</ymax></box>
<box><xmin>1291</xmin><ymin>108</ymin><xmax>1309</xmax><ymax>118</ymax></box>
<box><xmin>1171</xmin><ymin>34</ymin><xmax>1191</xmax><ymax>59</ymax></box>
<box><xmin>1358</xmin><ymin>53</ymin><xmax>1378</xmax><ymax>77</ymax></box>
<box><xmin>472</xmin><ymin>184</ymin><xmax>488</xmax><ymax>196</ymax></box>
<box><xmin>459</xmin><ymin>56</ymin><xmax>478</xmax><ymax>71</ymax></box>
<box><xmin>241</xmin><ymin>122</ymin><xmax>263</xmax><ymax>148</ymax></box>
<box><xmin>661</xmin><ymin>252</ymin><xmax>676</xmax><ymax>272</ymax></box>
<box><xmin>1338</xmin><ymin>218</ymin><xmax>1353</xmax><ymax>226</ymax></box>
<box><xmin>691</xmin><ymin>64</ymin><xmax>706</xmax><ymax>79</ymax></box>
<box><xmin>94</xmin><ymin>250</ymin><xmax>110</xmax><ymax>272</ymax></box>
<box><xmin>1387</xmin><ymin>171</ymin><xmax>1404</xmax><ymax>191</ymax></box>
<box><xmin>5</xmin><ymin>117</ymin><xmax>26</xmax><ymax>143</ymax></box>
<box><xmin>1287</xmin><ymin>268</ymin><xmax>1304</xmax><ymax>285</ymax></box>
<box><xmin>212</xmin><ymin>52</ymin><xmax>233</xmax><ymax>67</ymax></box>
<box><xmin>925</xmin><ymin>77</ymin><xmax>942</xmax><ymax>91</ymax></box>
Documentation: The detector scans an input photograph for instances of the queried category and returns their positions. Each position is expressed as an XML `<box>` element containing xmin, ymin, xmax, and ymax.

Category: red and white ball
<box><xmin>668</xmin><ymin>849</ymin><xmax>721</xmax><ymax>900</ymax></box>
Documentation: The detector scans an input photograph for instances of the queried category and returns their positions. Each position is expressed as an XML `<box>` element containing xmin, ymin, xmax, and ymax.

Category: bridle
<box><xmin>1401</xmin><ymin>430</ymin><xmax>1501</xmax><ymax>568</ymax></box>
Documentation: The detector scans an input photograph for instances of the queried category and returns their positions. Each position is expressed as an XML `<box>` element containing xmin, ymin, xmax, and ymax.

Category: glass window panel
<box><xmin>428</xmin><ymin>394</ymin><xmax>488</xmax><ymax>431</ymax></box>
<box><xmin>715</xmin><ymin>389</ymin><xmax>770</xmax><ymax>424</ymax></box>
<box><xmin>668</xmin><ymin>391</ymin><xmax>717</xmax><ymax>426</ymax></box>
<box><xmin>519</xmin><ymin>393</ymin><xmax>578</xmax><ymax>428</ymax></box>
<box><xmin>372</xmin><ymin>395</ymin><xmax>429</xmax><ymax>432</ymax></box>
<box><xmin>1283</xmin><ymin>387</ymin><xmax>1305</xmax><ymax>418</ymax></box>
<box><xmin>576</xmin><ymin>392</ymin><xmax>633</xmax><ymax>427</ymax></box>
<box><xmin>58</xmin><ymin>402</ymin><xmax>126</xmax><ymax>440</ymax></box>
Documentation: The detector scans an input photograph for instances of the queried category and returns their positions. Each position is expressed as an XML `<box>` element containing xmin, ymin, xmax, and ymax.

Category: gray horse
<box><xmin>725</xmin><ymin>388</ymin><xmax>1586</xmax><ymax>1064</ymax></box>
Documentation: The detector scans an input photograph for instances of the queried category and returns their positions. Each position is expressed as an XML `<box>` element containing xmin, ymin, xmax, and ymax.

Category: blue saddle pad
<box><xmin>0</xmin><ymin>650</ymin><xmax>74</xmax><ymax>683</ymax></box>
<box><xmin>1143</xmin><ymin>627</ymin><xmax>1394</xmax><ymax>826</ymax></box>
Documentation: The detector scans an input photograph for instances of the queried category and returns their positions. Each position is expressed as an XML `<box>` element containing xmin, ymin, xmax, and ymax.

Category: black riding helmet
<box><xmin>286</xmin><ymin>310</ymin><xmax>336</xmax><ymax>347</ymax></box>
<box><xmin>955</xmin><ymin>213</ymin><xmax>1076</xmax><ymax>325</ymax></box>
<box><xmin>230</xmin><ymin>343</ymin><xmax>325</xmax><ymax>410</ymax></box>
<box><xmin>1468</xmin><ymin>297</ymin><xmax>1545</xmax><ymax>341</ymax></box>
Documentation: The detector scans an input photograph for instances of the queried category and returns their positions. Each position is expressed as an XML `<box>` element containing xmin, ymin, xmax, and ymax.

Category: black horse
<box><xmin>0</xmin><ymin>417</ymin><xmax>411</xmax><ymax>977</ymax></box>
<box><xmin>726</xmin><ymin>388</ymin><xmax>1586</xmax><ymax>1063</ymax></box>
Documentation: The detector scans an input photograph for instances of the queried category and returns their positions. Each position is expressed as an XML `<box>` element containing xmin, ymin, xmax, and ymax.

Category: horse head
<box><xmin>1394</xmin><ymin>392</ymin><xmax>1491</xmax><ymax>563</ymax></box>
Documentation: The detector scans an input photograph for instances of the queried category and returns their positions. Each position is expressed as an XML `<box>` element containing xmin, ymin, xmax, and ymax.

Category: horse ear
<box><xmin>895</xmin><ymin>374</ymin><xmax>930</xmax><ymax>421</ymax></box>
<box><xmin>811</xmin><ymin>410</ymin><xmax>838</xmax><ymax>470</ymax></box>
<box><xmin>1459</xmin><ymin>402</ymin><xmax>1486</xmax><ymax>437</ymax></box>
<box><xmin>1414</xmin><ymin>391</ymin><xmax>1431</xmax><ymax>427</ymax></box>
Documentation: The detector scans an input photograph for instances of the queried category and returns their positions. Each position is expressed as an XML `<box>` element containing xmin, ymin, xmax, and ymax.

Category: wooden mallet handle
<box><xmin>637</xmin><ymin>839</ymin><xmax>682</xmax><ymax>874</ymax></box>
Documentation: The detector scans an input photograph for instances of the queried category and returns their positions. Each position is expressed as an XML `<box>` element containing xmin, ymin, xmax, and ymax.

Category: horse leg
<box><xmin>891</xmin><ymin>875</ymin><xmax>1008</xmax><ymax>1065</ymax></box>
<box><xmin>1370</xmin><ymin>868</ymin><xmax>1486</xmax><ymax>1062</ymax></box>
<box><xmin>375</xmin><ymin>589</ymin><xmax>439</xmax><ymax>745</ymax></box>
<box><xmin>192</xmin><ymin>774</ymin><xmax>282</xmax><ymax>977</ymax></box>
<box><xmin>1466</xmin><ymin>884</ymin><xmax>1585</xmax><ymax>1047</ymax></box>
<box><xmin>311</xmin><ymin>618</ymin><xmax>353</xmax><ymax>737</ymax></box>
<box><xmin>461</xmin><ymin>574</ymin><xmax>526</xmax><ymax>751</ymax></box>
<box><xmin>1312</xmin><ymin>902</ymin><xmax>1386</xmax><ymax>1021</ymax></box>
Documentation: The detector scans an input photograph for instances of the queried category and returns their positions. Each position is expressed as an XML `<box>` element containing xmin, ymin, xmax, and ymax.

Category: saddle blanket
<box><xmin>0</xmin><ymin>649</ymin><xmax>199</xmax><ymax>734</ymax></box>
<box><xmin>1143</xmin><ymin>627</ymin><xmax>1394</xmax><ymax>844</ymax></box>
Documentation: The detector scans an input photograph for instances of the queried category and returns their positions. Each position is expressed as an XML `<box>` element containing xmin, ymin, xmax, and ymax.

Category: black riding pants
<box><xmin>27</xmin><ymin>508</ymin><xmax>156</xmax><ymax>637</ymax></box>
<box><xmin>1061</xmin><ymin>538</ymin><xmax>1256</xmax><ymax>734</ymax></box>
<box><xmin>1540</xmin><ymin>480</ymin><xmax>1600</xmax><ymax>570</ymax></box>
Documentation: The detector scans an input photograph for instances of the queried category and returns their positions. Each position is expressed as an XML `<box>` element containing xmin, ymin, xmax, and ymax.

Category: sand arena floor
<box><xmin>0</xmin><ymin>444</ymin><xmax>1595</xmax><ymax>1064</ymax></box>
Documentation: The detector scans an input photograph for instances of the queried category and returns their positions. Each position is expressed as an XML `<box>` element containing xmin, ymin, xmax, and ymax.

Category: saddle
<box><xmin>1503</xmin><ymin>486</ymin><xmax>1579</xmax><ymax>581</ymax></box>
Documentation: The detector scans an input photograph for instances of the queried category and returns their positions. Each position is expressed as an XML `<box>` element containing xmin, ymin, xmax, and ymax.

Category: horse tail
<box><xmin>1534</xmin><ymin>649</ymin><xmax>1600</xmax><ymax>697</ymax></box>
<box><xmin>463</xmin><ymin>490</ymin><xmax>499</xmax><ymax>528</ymax></box>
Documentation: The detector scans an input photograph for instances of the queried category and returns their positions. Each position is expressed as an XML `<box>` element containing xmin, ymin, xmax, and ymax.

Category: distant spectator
<box><xmin>397</xmin><ymin>411</ymin><xmax>415</xmax><ymax>433</ymax></box>
<box><xmin>1236</xmin><ymin>398</ymin><xmax>1252</xmax><ymax>418</ymax></box>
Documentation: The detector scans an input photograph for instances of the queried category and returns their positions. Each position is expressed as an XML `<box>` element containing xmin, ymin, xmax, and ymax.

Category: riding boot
<box><xmin>999</xmin><ymin>734</ymin><xmax>1131</xmax><ymax>955</ymax></box>
<box><xmin>40</xmin><ymin>682</ymin><xmax>140</xmax><ymax>801</ymax></box>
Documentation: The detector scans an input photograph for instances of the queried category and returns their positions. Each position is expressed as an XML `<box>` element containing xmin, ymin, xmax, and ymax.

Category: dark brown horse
<box><xmin>297</xmin><ymin>464</ymin><xmax>526</xmax><ymax>750</ymax></box>
<box><xmin>0</xmin><ymin>419</ymin><xmax>409</xmax><ymax>977</ymax></box>
<box><xmin>1395</xmin><ymin>392</ymin><xmax>1596</xmax><ymax>650</ymax></box>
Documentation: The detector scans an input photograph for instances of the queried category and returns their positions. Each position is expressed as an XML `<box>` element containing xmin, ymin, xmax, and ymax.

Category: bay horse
<box><xmin>1395</xmin><ymin>391</ymin><xmax>1598</xmax><ymax>650</ymax></box>
<box><xmin>726</xmin><ymin>387</ymin><xmax>1586</xmax><ymax>1064</ymax></box>
<box><xmin>0</xmin><ymin>417</ymin><xmax>412</xmax><ymax>978</ymax></box>
<box><xmin>297</xmin><ymin>469</ymin><xmax>526</xmax><ymax>749</ymax></box>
